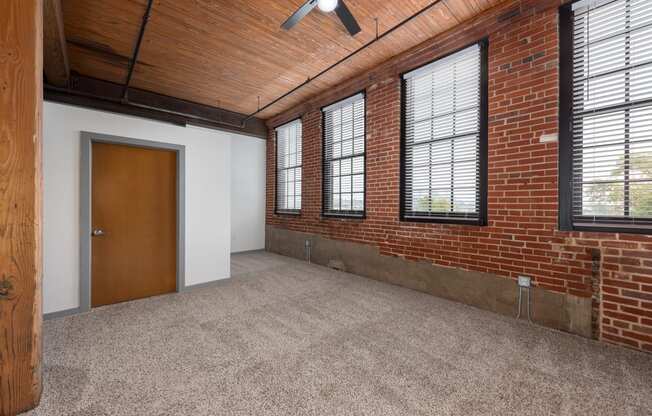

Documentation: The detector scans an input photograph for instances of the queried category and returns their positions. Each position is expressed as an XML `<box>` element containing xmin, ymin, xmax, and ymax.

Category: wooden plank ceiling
<box><xmin>62</xmin><ymin>0</ymin><xmax>504</xmax><ymax>119</ymax></box>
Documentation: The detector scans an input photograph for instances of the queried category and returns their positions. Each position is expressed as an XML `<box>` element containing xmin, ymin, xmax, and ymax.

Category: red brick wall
<box><xmin>265</xmin><ymin>2</ymin><xmax>652</xmax><ymax>353</ymax></box>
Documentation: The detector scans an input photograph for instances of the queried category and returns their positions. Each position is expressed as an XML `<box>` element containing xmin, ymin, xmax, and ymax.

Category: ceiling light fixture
<box><xmin>281</xmin><ymin>0</ymin><xmax>359</xmax><ymax>36</ymax></box>
<box><xmin>317</xmin><ymin>0</ymin><xmax>338</xmax><ymax>13</ymax></box>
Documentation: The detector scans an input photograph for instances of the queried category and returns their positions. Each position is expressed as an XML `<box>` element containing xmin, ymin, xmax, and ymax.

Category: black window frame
<box><xmin>559</xmin><ymin>0</ymin><xmax>652</xmax><ymax>234</ymax></box>
<box><xmin>321</xmin><ymin>90</ymin><xmax>367</xmax><ymax>219</ymax></box>
<box><xmin>399</xmin><ymin>39</ymin><xmax>489</xmax><ymax>226</ymax></box>
<box><xmin>274</xmin><ymin>117</ymin><xmax>303</xmax><ymax>216</ymax></box>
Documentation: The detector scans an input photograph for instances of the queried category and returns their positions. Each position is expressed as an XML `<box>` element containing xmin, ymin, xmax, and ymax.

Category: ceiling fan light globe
<box><xmin>317</xmin><ymin>0</ymin><xmax>338</xmax><ymax>12</ymax></box>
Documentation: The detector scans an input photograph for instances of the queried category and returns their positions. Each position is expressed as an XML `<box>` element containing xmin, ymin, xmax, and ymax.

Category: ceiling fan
<box><xmin>281</xmin><ymin>0</ymin><xmax>361</xmax><ymax>36</ymax></box>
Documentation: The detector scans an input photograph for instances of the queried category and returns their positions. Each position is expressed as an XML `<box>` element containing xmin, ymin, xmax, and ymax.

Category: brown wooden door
<box><xmin>91</xmin><ymin>142</ymin><xmax>177</xmax><ymax>307</ymax></box>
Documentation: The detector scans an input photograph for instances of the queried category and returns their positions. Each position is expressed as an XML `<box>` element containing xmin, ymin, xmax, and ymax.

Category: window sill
<box><xmin>568</xmin><ymin>222</ymin><xmax>652</xmax><ymax>235</ymax></box>
<box><xmin>401</xmin><ymin>215</ymin><xmax>485</xmax><ymax>226</ymax></box>
<box><xmin>275</xmin><ymin>210</ymin><xmax>301</xmax><ymax>216</ymax></box>
<box><xmin>321</xmin><ymin>212</ymin><xmax>365</xmax><ymax>220</ymax></box>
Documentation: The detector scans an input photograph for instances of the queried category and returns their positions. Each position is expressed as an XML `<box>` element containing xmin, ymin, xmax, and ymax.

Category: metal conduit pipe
<box><xmin>240</xmin><ymin>0</ymin><xmax>446</xmax><ymax>125</ymax></box>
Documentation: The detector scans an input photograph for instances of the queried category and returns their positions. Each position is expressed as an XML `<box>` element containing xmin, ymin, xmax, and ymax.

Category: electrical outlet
<box><xmin>518</xmin><ymin>275</ymin><xmax>531</xmax><ymax>288</ymax></box>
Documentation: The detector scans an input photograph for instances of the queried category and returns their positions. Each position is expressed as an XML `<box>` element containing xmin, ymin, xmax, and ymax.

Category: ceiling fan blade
<box><xmin>335</xmin><ymin>0</ymin><xmax>361</xmax><ymax>36</ymax></box>
<box><xmin>281</xmin><ymin>0</ymin><xmax>318</xmax><ymax>30</ymax></box>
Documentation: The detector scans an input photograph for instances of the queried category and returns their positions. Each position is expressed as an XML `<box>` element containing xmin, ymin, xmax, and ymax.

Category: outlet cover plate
<box><xmin>518</xmin><ymin>275</ymin><xmax>531</xmax><ymax>288</ymax></box>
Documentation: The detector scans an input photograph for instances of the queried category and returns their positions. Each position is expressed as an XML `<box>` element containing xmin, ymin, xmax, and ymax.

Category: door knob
<box><xmin>92</xmin><ymin>229</ymin><xmax>105</xmax><ymax>237</ymax></box>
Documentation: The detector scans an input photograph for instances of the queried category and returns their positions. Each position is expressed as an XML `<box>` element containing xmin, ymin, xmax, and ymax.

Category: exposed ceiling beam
<box><xmin>123</xmin><ymin>0</ymin><xmax>154</xmax><ymax>101</ymax></box>
<box><xmin>43</xmin><ymin>0</ymin><xmax>70</xmax><ymax>86</ymax></box>
<box><xmin>44</xmin><ymin>74</ymin><xmax>268</xmax><ymax>138</ymax></box>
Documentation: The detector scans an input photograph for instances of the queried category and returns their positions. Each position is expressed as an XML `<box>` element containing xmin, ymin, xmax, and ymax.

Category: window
<box><xmin>560</xmin><ymin>0</ymin><xmax>652</xmax><ymax>232</ymax></box>
<box><xmin>401</xmin><ymin>41</ymin><xmax>488</xmax><ymax>224</ymax></box>
<box><xmin>275</xmin><ymin>119</ymin><xmax>302</xmax><ymax>213</ymax></box>
<box><xmin>322</xmin><ymin>93</ymin><xmax>366</xmax><ymax>217</ymax></box>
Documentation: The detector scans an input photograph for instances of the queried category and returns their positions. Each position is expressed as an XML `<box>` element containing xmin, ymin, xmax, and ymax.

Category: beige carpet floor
<box><xmin>27</xmin><ymin>251</ymin><xmax>652</xmax><ymax>415</ymax></box>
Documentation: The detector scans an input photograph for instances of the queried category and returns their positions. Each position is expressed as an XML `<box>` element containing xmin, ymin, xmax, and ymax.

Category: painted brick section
<box><xmin>265</xmin><ymin>4</ymin><xmax>652</xmax><ymax>352</ymax></box>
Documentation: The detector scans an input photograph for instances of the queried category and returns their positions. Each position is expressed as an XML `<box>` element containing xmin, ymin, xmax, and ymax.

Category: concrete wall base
<box><xmin>266</xmin><ymin>225</ymin><xmax>593</xmax><ymax>338</ymax></box>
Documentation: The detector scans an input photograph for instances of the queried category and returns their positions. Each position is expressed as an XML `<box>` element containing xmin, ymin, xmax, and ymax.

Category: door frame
<box><xmin>80</xmin><ymin>131</ymin><xmax>186</xmax><ymax>312</ymax></box>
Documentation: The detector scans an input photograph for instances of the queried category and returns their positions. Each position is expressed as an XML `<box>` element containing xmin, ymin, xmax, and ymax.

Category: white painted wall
<box><xmin>43</xmin><ymin>102</ymin><xmax>240</xmax><ymax>314</ymax></box>
<box><xmin>230</xmin><ymin>136</ymin><xmax>266</xmax><ymax>253</ymax></box>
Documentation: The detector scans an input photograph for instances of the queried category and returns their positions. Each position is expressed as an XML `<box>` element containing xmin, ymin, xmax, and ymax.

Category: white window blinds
<box><xmin>401</xmin><ymin>43</ymin><xmax>486</xmax><ymax>223</ymax></box>
<box><xmin>276</xmin><ymin>120</ymin><xmax>302</xmax><ymax>213</ymax></box>
<box><xmin>322</xmin><ymin>93</ymin><xmax>365</xmax><ymax>216</ymax></box>
<box><xmin>568</xmin><ymin>0</ymin><xmax>652</xmax><ymax>229</ymax></box>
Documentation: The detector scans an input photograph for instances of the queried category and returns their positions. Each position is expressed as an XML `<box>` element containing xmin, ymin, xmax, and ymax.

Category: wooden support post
<box><xmin>0</xmin><ymin>0</ymin><xmax>44</xmax><ymax>415</ymax></box>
